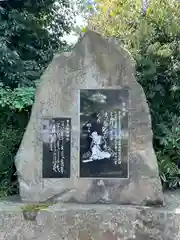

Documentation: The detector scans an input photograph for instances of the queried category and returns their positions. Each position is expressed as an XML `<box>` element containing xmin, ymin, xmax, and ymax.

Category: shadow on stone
<box><xmin>23</xmin><ymin>211</ymin><xmax>38</xmax><ymax>221</ymax></box>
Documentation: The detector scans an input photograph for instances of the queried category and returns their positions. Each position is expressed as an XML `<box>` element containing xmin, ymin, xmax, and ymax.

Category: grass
<box><xmin>21</xmin><ymin>202</ymin><xmax>57</xmax><ymax>212</ymax></box>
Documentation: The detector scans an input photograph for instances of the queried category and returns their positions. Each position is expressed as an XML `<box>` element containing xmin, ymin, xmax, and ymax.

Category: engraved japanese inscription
<box><xmin>42</xmin><ymin>118</ymin><xmax>71</xmax><ymax>178</ymax></box>
<box><xmin>80</xmin><ymin>89</ymin><xmax>129</xmax><ymax>178</ymax></box>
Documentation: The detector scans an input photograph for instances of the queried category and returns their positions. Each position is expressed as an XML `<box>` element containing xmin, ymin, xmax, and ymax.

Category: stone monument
<box><xmin>15</xmin><ymin>30</ymin><xmax>164</xmax><ymax>205</ymax></box>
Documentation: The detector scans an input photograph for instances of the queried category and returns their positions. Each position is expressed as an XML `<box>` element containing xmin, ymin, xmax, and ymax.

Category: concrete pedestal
<box><xmin>0</xmin><ymin>191</ymin><xmax>180</xmax><ymax>240</ymax></box>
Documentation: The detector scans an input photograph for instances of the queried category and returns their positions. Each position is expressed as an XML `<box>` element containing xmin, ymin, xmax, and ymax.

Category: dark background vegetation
<box><xmin>0</xmin><ymin>0</ymin><xmax>75</xmax><ymax>197</ymax></box>
<box><xmin>91</xmin><ymin>0</ymin><xmax>180</xmax><ymax>190</ymax></box>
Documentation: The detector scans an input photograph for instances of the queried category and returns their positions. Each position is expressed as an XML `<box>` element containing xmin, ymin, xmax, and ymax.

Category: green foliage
<box><xmin>0</xmin><ymin>0</ymin><xmax>75</xmax><ymax>198</ymax></box>
<box><xmin>154</xmin><ymin>115</ymin><xmax>180</xmax><ymax>189</ymax></box>
<box><xmin>158</xmin><ymin>155</ymin><xmax>180</xmax><ymax>190</ymax></box>
<box><xmin>0</xmin><ymin>87</ymin><xmax>34</xmax><ymax>198</ymax></box>
<box><xmin>0</xmin><ymin>86</ymin><xmax>32</xmax><ymax>196</ymax></box>
<box><xmin>21</xmin><ymin>201</ymin><xmax>57</xmax><ymax>212</ymax></box>
<box><xmin>0</xmin><ymin>123</ymin><xmax>24</xmax><ymax>196</ymax></box>
<box><xmin>0</xmin><ymin>86</ymin><xmax>35</xmax><ymax>110</ymax></box>
<box><xmin>136</xmin><ymin>38</ymin><xmax>180</xmax><ymax>189</ymax></box>
<box><xmin>91</xmin><ymin>0</ymin><xmax>180</xmax><ymax>189</ymax></box>
<box><xmin>0</xmin><ymin>0</ymin><xmax>74</xmax><ymax>88</ymax></box>
<box><xmin>0</xmin><ymin>86</ymin><xmax>35</xmax><ymax>197</ymax></box>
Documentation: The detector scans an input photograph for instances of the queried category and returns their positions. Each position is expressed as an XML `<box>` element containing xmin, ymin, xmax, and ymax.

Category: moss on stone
<box><xmin>21</xmin><ymin>202</ymin><xmax>57</xmax><ymax>212</ymax></box>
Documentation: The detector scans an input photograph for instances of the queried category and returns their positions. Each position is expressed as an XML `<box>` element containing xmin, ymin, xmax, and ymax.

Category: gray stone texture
<box><xmin>15</xmin><ymin>30</ymin><xmax>163</xmax><ymax>204</ymax></box>
<box><xmin>0</xmin><ymin>191</ymin><xmax>180</xmax><ymax>240</ymax></box>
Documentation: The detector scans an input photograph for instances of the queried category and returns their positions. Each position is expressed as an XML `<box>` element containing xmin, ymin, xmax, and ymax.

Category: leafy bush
<box><xmin>0</xmin><ymin>85</ymin><xmax>35</xmax><ymax>110</ymax></box>
<box><xmin>136</xmin><ymin>38</ymin><xmax>180</xmax><ymax>189</ymax></box>
<box><xmin>0</xmin><ymin>0</ymin><xmax>75</xmax><ymax>197</ymax></box>
<box><xmin>91</xmin><ymin>0</ymin><xmax>180</xmax><ymax>189</ymax></box>
<box><xmin>0</xmin><ymin>86</ymin><xmax>34</xmax><ymax>197</ymax></box>
<box><xmin>0</xmin><ymin>126</ymin><xmax>22</xmax><ymax>197</ymax></box>
<box><xmin>0</xmin><ymin>1</ymin><xmax>75</xmax><ymax>88</ymax></box>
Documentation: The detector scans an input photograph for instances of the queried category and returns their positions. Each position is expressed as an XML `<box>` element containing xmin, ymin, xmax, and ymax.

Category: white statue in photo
<box><xmin>90</xmin><ymin>132</ymin><xmax>110</xmax><ymax>160</ymax></box>
<box><xmin>87</xmin><ymin>131</ymin><xmax>113</xmax><ymax>161</ymax></box>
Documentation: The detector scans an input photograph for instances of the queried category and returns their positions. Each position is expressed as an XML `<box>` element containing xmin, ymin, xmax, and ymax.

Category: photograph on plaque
<box><xmin>80</xmin><ymin>89</ymin><xmax>129</xmax><ymax>178</ymax></box>
<box><xmin>42</xmin><ymin>118</ymin><xmax>71</xmax><ymax>178</ymax></box>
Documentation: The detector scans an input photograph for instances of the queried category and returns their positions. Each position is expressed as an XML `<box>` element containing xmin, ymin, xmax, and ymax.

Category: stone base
<box><xmin>0</xmin><ymin>191</ymin><xmax>180</xmax><ymax>240</ymax></box>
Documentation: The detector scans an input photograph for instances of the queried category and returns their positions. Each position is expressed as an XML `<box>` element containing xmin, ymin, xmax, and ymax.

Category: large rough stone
<box><xmin>15</xmin><ymin>30</ymin><xmax>163</xmax><ymax>204</ymax></box>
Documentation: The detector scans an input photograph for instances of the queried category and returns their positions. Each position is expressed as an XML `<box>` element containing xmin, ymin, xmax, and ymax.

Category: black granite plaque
<box><xmin>80</xmin><ymin>89</ymin><xmax>129</xmax><ymax>178</ymax></box>
<box><xmin>42</xmin><ymin>118</ymin><xmax>71</xmax><ymax>178</ymax></box>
